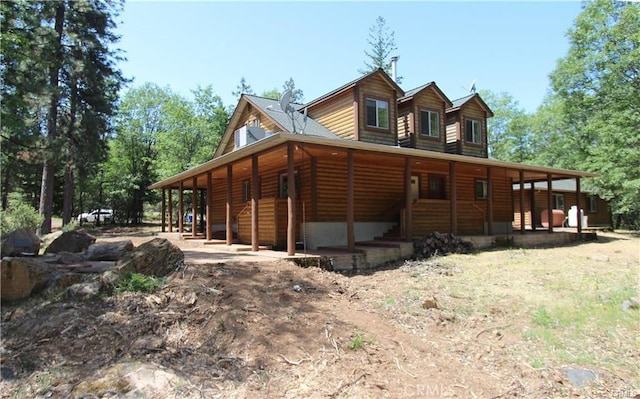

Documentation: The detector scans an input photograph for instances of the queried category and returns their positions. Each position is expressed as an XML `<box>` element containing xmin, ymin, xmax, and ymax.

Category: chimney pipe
<box><xmin>391</xmin><ymin>56</ymin><xmax>399</xmax><ymax>82</ymax></box>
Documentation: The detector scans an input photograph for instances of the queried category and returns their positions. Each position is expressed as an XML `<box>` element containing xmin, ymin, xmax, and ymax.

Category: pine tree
<box><xmin>359</xmin><ymin>16</ymin><xmax>400</xmax><ymax>82</ymax></box>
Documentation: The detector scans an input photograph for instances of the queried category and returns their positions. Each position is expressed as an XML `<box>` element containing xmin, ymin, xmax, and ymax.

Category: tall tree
<box><xmin>232</xmin><ymin>76</ymin><xmax>254</xmax><ymax>101</ymax></box>
<box><xmin>547</xmin><ymin>0</ymin><xmax>640</xmax><ymax>228</ymax></box>
<box><xmin>261</xmin><ymin>77</ymin><xmax>304</xmax><ymax>103</ymax></box>
<box><xmin>359</xmin><ymin>16</ymin><xmax>400</xmax><ymax>82</ymax></box>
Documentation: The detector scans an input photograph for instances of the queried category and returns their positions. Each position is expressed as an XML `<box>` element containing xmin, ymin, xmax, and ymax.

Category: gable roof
<box><xmin>399</xmin><ymin>82</ymin><xmax>453</xmax><ymax>107</ymax></box>
<box><xmin>213</xmin><ymin>94</ymin><xmax>341</xmax><ymax>158</ymax></box>
<box><xmin>304</xmin><ymin>68</ymin><xmax>405</xmax><ymax>109</ymax></box>
<box><xmin>447</xmin><ymin>93</ymin><xmax>494</xmax><ymax>117</ymax></box>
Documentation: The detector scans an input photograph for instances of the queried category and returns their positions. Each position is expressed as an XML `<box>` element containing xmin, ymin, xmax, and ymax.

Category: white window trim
<box><xmin>420</xmin><ymin>110</ymin><xmax>440</xmax><ymax>138</ymax></box>
<box><xmin>366</xmin><ymin>98</ymin><xmax>389</xmax><ymax>129</ymax></box>
<box><xmin>475</xmin><ymin>179</ymin><xmax>488</xmax><ymax>199</ymax></box>
<box><xmin>466</xmin><ymin>118</ymin><xmax>482</xmax><ymax>144</ymax></box>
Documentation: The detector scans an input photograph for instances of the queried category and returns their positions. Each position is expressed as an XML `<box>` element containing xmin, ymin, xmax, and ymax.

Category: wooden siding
<box><xmin>220</xmin><ymin>106</ymin><xmax>281</xmax><ymax>156</ymax></box>
<box><xmin>358</xmin><ymin>75</ymin><xmax>397</xmax><ymax>146</ymax></box>
<box><xmin>412</xmin><ymin>89</ymin><xmax>447</xmax><ymax>152</ymax></box>
<box><xmin>514</xmin><ymin>189</ymin><xmax>610</xmax><ymax>228</ymax></box>
<box><xmin>307</xmin><ymin>90</ymin><xmax>355</xmax><ymax>139</ymax></box>
<box><xmin>445</xmin><ymin>113</ymin><xmax>460</xmax><ymax>154</ymax></box>
<box><xmin>445</xmin><ymin>100</ymin><xmax>489</xmax><ymax>158</ymax></box>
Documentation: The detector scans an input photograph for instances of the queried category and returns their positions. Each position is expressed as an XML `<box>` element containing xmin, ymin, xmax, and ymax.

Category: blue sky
<box><xmin>116</xmin><ymin>1</ymin><xmax>584</xmax><ymax>113</ymax></box>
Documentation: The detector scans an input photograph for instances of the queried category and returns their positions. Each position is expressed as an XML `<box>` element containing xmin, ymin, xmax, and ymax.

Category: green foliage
<box><xmin>0</xmin><ymin>192</ymin><xmax>44</xmax><ymax>235</ymax></box>
<box><xmin>359</xmin><ymin>16</ymin><xmax>400</xmax><ymax>82</ymax></box>
<box><xmin>348</xmin><ymin>333</ymin><xmax>364</xmax><ymax>350</ymax></box>
<box><xmin>115</xmin><ymin>272</ymin><xmax>166</xmax><ymax>293</ymax></box>
<box><xmin>532</xmin><ymin>306</ymin><xmax>554</xmax><ymax>327</ymax></box>
<box><xmin>232</xmin><ymin>76</ymin><xmax>254</xmax><ymax>101</ymax></box>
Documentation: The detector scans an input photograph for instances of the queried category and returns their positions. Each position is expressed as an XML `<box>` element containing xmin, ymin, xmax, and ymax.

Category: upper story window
<box><xmin>587</xmin><ymin>195</ymin><xmax>597</xmax><ymax>213</ymax></box>
<box><xmin>465</xmin><ymin>118</ymin><xmax>482</xmax><ymax>144</ymax></box>
<box><xmin>366</xmin><ymin>98</ymin><xmax>389</xmax><ymax>129</ymax></box>
<box><xmin>420</xmin><ymin>110</ymin><xmax>440</xmax><ymax>138</ymax></box>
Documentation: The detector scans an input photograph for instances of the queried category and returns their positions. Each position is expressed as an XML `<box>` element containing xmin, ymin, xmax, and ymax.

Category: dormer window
<box><xmin>465</xmin><ymin>119</ymin><xmax>482</xmax><ymax>144</ymax></box>
<box><xmin>420</xmin><ymin>110</ymin><xmax>440</xmax><ymax>138</ymax></box>
<box><xmin>366</xmin><ymin>98</ymin><xmax>389</xmax><ymax>129</ymax></box>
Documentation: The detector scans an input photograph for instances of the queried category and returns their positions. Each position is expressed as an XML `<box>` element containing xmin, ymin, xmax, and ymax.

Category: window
<box><xmin>465</xmin><ymin>119</ymin><xmax>482</xmax><ymax>144</ymax></box>
<box><xmin>279</xmin><ymin>172</ymin><xmax>299</xmax><ymax>198</ymax></box>
<box><xmin>366</xmin><ymin>98</ymin><xmax>389</xmax><ymax>129</ymax></box>
<box><xmin>475</xmin><ymin>179</ymin><xmax>488</xmax><ymax>199</ymax></box>
<box><xmin>420</xmin><ymin>110</ymin><xmax>440</xmax><ymax>138</ymax></box>
<box><xmin>243</xmin><ymin>180</ymin><xmax>251</xmax><ymax>202</ymax></box>
<box><xmin>428</xmin><ymin>174</ymin><xmax>446</xmax><ymax>199</ymax></box>
<box><xmin>587</xmin><ymin>195</ymin><xmax>597</xmax><ymax>213</ymax></box>
<box><xmin>553</xmin><ymin>193</ymin><xmax>565</xmax><ymax>210</ymax></box>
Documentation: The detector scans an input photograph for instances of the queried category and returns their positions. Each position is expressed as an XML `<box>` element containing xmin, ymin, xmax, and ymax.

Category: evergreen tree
<box><xmin>232</xmin><ymin>76</ymin><xmax>254</xmax><ymax>101</ymax></box>
<box><xmin>359</xmin><ymin>16</ymin><xmax>400</xmax><ymax>82</ymax></box>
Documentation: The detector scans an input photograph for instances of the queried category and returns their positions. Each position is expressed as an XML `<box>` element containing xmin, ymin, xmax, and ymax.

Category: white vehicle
<box><xmin>78</xmin><ymin>209</ymin><xmax>114</xmax><ymax>223</ymax></box>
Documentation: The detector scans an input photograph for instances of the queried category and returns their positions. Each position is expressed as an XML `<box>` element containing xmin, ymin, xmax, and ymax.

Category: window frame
<box><xmin>475</xmin><ymin>179</ymin><xmax>488</xmax><ymax>200</ymax></box>
<box><xmin>279</xmin><ymin>170</ymin><xmax>299</xmax><ymax>199</ymax></box>
<box><xmin>552</xmin><ymin>193</ymin><xmax>565</xmax><ymax>211</ymax></box>
<box><xmin>427</xmin><ymin>174</ymin><xmax>447</xmax><ymax>199</ymax></box>
<box><xmin>465</xmin><ymin>118</ymin><xmax>483</xmax><ymax>145</ymax></box>
<box><xmin>419</xmin><ymin>109</ymin><xmax>440</xmax><ymax>138</ymax></box>
<box><xmin>587</xmin><ymin>195</ymin><xmax>597</xmax><ymax>213</ymax></box>
<box><xmin>365</xmin><ymin>97</ymin><xmax>390</xmax><ymax>130</ymax></box>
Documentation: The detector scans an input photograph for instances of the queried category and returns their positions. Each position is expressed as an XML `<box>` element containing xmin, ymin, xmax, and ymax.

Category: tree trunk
<box><xmin>62</xmin><ymin>76</ymin><xmax>78</xmax><ymax>226</ymax></box>
<box><xmin>38</xmin><ymin>3</ymin><xmax>65</xmax><ymax>235</ymax></box>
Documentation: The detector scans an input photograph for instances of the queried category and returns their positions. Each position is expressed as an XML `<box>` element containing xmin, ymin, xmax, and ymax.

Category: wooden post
<box><xmin>311</xmin><ymin>156</ymin><xmax>318</xmax><ymax>221</ymax></box>
<box><xmin>168</xmin><ymin>188</ymin><xmax>173</xmax><ymax>233</ymax></box>
<box><xmin>206</xmin><ymin>171</ymin><xmax>212</xmax><ymax>241</ymax></box>
<box><xmin>226</xmin><ymin>165</ymin><xmax>233</xmax><ymax>245</ymax></box>
<box><xmin>530</xmin><ymin>182</ymin><xmax>537</xmax><ymax>232</ymax></box>
<box><xmin>191</xmin><ymin>176</ymin><xmax>197</xmax><ymax>237</ymax></box>
<box><xmin>347</xmin><ymin>150</ymin><xmax>355</xmax><ymax>252</ymax></box>
<box><xmin>252</xmin><ymin>154</ymin><xmax>260</xmax><ymax>251</ymax></box>
<box><xmin>404</xmin><ymin>158</ymin><xmax>413</xmax><ymax>241</ymax></box>
<box><xmin>547</xmin><ymin>174</ymin><xmax>553</xmax><ymax>234</ymax></box>
<box><xmin>487</xmin><ymin>167</ymin><xmax>494</xmax><ymax>236</ymax></box>
<box><xmin>519</xmin><ymin>171</ymin><xmax>525</xmax><ymax>235</ymax></box>
<box><xmin>161</xmin><ymin>188</ymin><xmax>166</xmax><ymax>232</ymax></box>
<box><xmin>178</xmin><ymin>180</ymin><xmax>184</xmax><ymax>233</ymax></box>
<box><xmin>449</xmin><ymin>162</ymin><xmax>457</xmax><ymax>235</ymax></box>
<box><xmin>576</xmin><ymin>177</ymin><xmax>582</xmax><ymax>235</ymax></box>
<box><xmin>287</xmin><ymin>143</ymin><xmax>296</xmax><ymax>256</ymax></box>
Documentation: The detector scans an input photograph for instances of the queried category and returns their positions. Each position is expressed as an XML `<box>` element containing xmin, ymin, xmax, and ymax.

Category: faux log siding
<box><xmin>412</xmin><ymin>199</ymin><xmax>451</xmax><ymax>236</ymax></box>
<box><xmin>460</xmin><ymin>101</ymin><xmax>488</xmax><ymax>158</ymax></box>
<box><xmin>307</xmin><ymin>90</ymin><xmax>355</xmax><ymax>139</ymax></box>
<box><xmin>397</xmin><ymin>109</ymin><xmax>411</xmax><ymax>143</ymax></box>
<box><xmin>359</xmin><ymin>76</ymin><xmax>397</xmax><ymax>146</ymax></box>
<box><xmin>412</xmin><ymin>90</ymin><xmax>447</xmax><ymax>152</ymax></box>
<box><xmin>237</xmin><ymin>198</ymin><xmax>277</xmax><ymax>245</ymax></box>
<box><xmin>445</xmin><ymin>114</ymin><xmax>459</xmax><ymax>154</ymax></box>
<box><xmin>513</xmin><ymin>189</ymin><xmax>533</xmax><ymax>229</ymax></box>
<box><xmin>315</xmin><ymin>159</ymin><xmax>348</xmax><ymax>221</ymax></box>
<box><xmin>353</xmin><ymin>163</ymin><xmax>405</xmax><ymax>222</ymax></box>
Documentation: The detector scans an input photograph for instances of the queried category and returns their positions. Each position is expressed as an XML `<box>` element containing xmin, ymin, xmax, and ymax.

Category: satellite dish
<box><xmin>469</xmin><ymin>79</ymin><xmax>477</xmax><ymax>94</ymax></box>
<box><xmin>279</xmin><ymin>91</ymin><xmax>292</xmax><ymax>112</ymax></box>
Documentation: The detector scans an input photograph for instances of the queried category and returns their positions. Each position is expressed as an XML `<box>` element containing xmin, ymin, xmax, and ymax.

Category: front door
<box><xmin>411</xmin><ymin>175</ymin><xmax>420</xmax><ymax>201</ymax></box>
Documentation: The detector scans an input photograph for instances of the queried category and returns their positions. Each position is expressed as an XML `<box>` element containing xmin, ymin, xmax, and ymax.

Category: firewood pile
<box><xmin>414</xmin><ymin>232</ymin><xmax>474</xmax><ymax>258</ymax></box>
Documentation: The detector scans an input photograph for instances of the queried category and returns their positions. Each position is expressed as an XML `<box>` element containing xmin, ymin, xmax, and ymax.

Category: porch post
<box><xmin>450</xmin><ymin>162</ymin><xmax>457</xmax><ymax>235</ymax></box>
<box><xmin>347</xmin><ymin>149</ymin><xmax>355</xmax><ymax>252</ymax></box>
<box><xmin>576</xmin><ymin>177</ymin><xmax>582</xmax><ymax>236</ymax></box>
<box><xmin>547</xmin><ymin>174</ymin><xmax>553</xmax><ymax>234</ymax></box>
<box><xmin>311</xmin><ymin>156</ymin><xmax>318</xmax><ymax>221</ymax></box>
<box><xmin>168</xmin><ymin>188</ymin><xmax>173</xmax><ymax>233</ymax></box>
<box><xmin>404</xmin><ymin>158</ymin><xmax>413</xmax><ymax>241</ymax></box>
<box><xmin>226</xmin><ymin>165</ymin><xmax>233</xmax><ymax>245</ymax></box>
<box><xmin>252</xmin><ymin>154</ymin><xmax>260</xmax><ymax>251</ymax></box>
<box><xmin>530</xmin><ymin>182</ymin><xmax>537</xmax><ymax>232</ymax></box>
<box><xmin>487</xmin><ymin>167</ymin><xmax>494</xmax><ymax>236</ymax></box>
<box><xmin>191</xmin><ymin>176</ymin><xmax>198</xmax><ymax>237</ymax></box>
<box><xmin>178</xmin><ymin>180</ymin><xmax>184</xmax><ymax>233</ymax></box>
<box><xmin>519</xmin><ymin>171</ymin><xmax>525</xmax><ymax>235</ymax></box>
<box><xmin>161</xmin><ymin>188</ymin><xmax>166</xmax><ymax>232</ymax></box>
<box><xmin>287</xmin><ymin>143</ymin><xmax>296</xmax><ymax>256</ymax></box>
<box><xmin>206</xmin><ymin>171</ymin><xmax>212</xmax><ymax>241</ymax></box>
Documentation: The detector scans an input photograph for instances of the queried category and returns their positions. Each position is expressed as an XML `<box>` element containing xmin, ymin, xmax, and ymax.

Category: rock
<box><xmin>66</xmin><ymin>281</ymin><xmax>102</xmax><ymax>299</ymax></box>
<box><xmin>45</xmin><ymin>230</ymin><xmax>96</xmax><ymax>254</ymax></box>
<box><xmin>1</xmin><ymin>228</ymin><xmax>41</xmax><ymax>257</ymax></box>
<box><xmin>115</xmin><ymin>238</ymin><xmax>184</xmax><ymax>277</ymax></box>
<box><xmin>422</xmin><ymin>297</ymin><xmax>440</xmax><ymax>310</ymax></box>
<box><xmin>622</xmin><ymin>298</ymin><xmax>640</xmax><ymax>311</ymax></box>
<box><xmin>561</xmin><ymin>367</ymin><xmax>598</xmax><ymax>388</ymax></box>
<box><xmin>85</xmin><ymin>240</ymin><xmax>134</xmax><ymax>261</ymax></box>
<box><xmin>1</xmin><ymin>257</ymin><xmax>58</xmax><ymax>301</ymax></box>
<box><xmin>56</xmin><ymin>251</ymin><xmax>86</xmax><ymax>265</ymax></box>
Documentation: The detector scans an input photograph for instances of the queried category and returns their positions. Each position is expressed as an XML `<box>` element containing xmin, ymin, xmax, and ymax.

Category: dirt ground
<box><xmin>1</xmin><ymin>227</ymin><xmax>638</xmax><ymax>398</ymax></box>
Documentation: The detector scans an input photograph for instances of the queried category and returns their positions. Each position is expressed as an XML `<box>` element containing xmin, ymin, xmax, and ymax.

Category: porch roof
<box><xmin>149</xmin><ymin>132</ymin><xmax>597</xmax><ymax>190</ymax></box>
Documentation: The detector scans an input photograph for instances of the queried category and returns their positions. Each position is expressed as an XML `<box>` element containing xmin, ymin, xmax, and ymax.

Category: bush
<box><xmin>0</xmin><ymin>192</ymin><xmax>43</xmax><ymax>235</ymax></box>
<box><xmin>115</xmin><ymin>272</ymin><xmax>166</xmax><ymax>293</ymax></box>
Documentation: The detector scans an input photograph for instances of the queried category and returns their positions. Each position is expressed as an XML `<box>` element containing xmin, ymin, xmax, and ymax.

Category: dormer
<box><xmin>445</xmin><ymin>93</ymin><xmax>494</xmax><ymax>158</ymax></box>
<box><xmin>305</xmin><ymin>69</ymin><xmax>404</xmax><ymax>146</ymax></box>
<box><xmin>397</xmin><ymin>82</ymin><xmax>453</xmax><ymax>152</ymax></box>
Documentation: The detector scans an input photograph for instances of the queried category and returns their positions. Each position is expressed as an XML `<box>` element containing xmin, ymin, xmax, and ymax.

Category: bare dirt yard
<box><xmin>1</xmin><ymin>227</ymin><xmax>639</xmax><ymax>398</ymax></box>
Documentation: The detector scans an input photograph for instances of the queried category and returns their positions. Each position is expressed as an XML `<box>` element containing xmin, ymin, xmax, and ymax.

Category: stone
<box><xmin>45</xmin><ymin>230</ymin><xmax>96</xmax><ymax>254</ymax></box>
<box><xmin>622</xmin><ymin>298</ymin><xmax>640</xmax><ymax>311</ymax></box>
<box><xmin>85</xmin><ymin>240</ymin><xmax>134</xmax><ymax>261</ymax></box>
<box><xmin>56</xmin><ymin>251</ymin><xmax>86</xmax><ymax>265</ymax></box>
<box><xmin>115</xmin><ymin>238</ymin><xmax>184</xmax><ymax>277</ymax></box>
<box><xmin>66</xmin><ymin>281</ymin><xmax>103</xmax><ymax>299</ymax></box>
<box><xmin>422</xmin><ymin>297</ymin><xmax>440</xmax><ymax>310</ymax></box>
<box><xmin>1</xmin><ymin>228</ymin><xmax>41</xmax><ymax>257</ymax></box>
<box><xmin>1</xmin><ymin>257</ymin><xmax>58</xmax><ymax>301</ymax></box>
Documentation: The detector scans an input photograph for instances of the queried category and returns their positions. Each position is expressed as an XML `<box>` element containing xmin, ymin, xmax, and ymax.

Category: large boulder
<box><xmin>45</xmin><ymin>230</ymin><xmax>96</xmax><ymax>254</ymax></box>
<box><xmin>85</xmin><ymin>240</ymin><xmax>134</xmax><ymax>261</ymax></box>
<box><xmin>1</xmin><ymin>257</ymin><xmax>57</xmax><ymax>301</ymax></box>
<box><xmin>115</xmin><ymin>238</ymin><xmax>183</xmax><ymax>277</ymax></box>
<box><xmin>1</xmin><ymin>228</ymin><xmax>41</xmax><ymax>257</ymax></box>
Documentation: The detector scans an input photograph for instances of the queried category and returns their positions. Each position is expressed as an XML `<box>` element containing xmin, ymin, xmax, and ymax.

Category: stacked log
<box><xmin>414</xmin><ymin>232</ymin><xmax>473</xmax><ymax>258</ymax></box>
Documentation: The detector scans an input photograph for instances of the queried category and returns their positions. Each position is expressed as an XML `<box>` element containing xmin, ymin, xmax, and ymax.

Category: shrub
<box><xmin>115</xmin><ymin>272</ymin><xmax>166</xmax><ymax>293</ymax></box>
<box><xmin>0</xmin><ymin>192</ymin><xmax>43</xmax><ymax>235</ymax></box>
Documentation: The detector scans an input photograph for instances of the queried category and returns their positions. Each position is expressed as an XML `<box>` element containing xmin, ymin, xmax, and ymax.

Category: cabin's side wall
<box><xmin>412</xmin><ymin>89</ymin><xmax>447</xmax><ymax>152</ymax></box>
<box><xmin>358</xmin><ymin>75</ymin><xmax>398</xmax><ymax>146</ymax></box>
<box><xmin>307</xmin><ymin>90</ymin><xmax>355</xmax><ymax>140</ymax></box>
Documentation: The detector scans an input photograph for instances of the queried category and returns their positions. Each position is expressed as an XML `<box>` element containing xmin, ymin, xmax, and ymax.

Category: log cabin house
<box><xmin>150</xmin><ymin>69</ymin><xmax>596</xmax><ymax>256</ymax></box>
